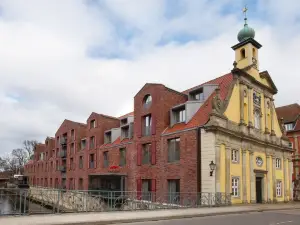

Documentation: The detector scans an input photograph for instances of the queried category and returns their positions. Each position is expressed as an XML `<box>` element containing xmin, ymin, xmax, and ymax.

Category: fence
<box><xmin>0</xmin><ymin>187</ymin><xmax>231</xmax><ymax>216</ymax></box>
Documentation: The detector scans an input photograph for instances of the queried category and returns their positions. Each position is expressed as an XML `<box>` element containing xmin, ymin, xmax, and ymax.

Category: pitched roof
<box><xmin>100</xmin><ymin>137</ymin><xmax>132</xmax><ymax>148</ymax></box>
<box><xmin>276</xmin><ymin>103</ymin><xmax>300</xmax><ymax>123</ymax></box>
<box><xmin>119</xmin><ymin>112</ymin><xmax>134</xmax><ymax>119</ymax></box>
<box><xmin>163</xmin><ymin>73</ymin><xmax>234</xmax><ymax>134</ymax></box>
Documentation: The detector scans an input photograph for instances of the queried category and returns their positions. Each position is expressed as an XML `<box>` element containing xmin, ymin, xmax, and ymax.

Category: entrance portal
<box><xmin>255</xmin><ymin>177</ymin><xmax>263</xmax><ymax>203</ymax></box>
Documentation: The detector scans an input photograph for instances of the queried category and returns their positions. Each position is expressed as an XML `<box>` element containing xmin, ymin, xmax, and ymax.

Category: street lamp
<box><xmin>209</xmin><ymin>161</ymin><xmax>216</xmax><ymax>176</ymax></box>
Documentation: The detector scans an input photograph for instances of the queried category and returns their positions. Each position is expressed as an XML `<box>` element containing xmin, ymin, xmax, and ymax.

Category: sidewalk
<box><xmin>1</xmin><ymin>203</ymin><xmax>300</xmax><ymax>225</ymax></box>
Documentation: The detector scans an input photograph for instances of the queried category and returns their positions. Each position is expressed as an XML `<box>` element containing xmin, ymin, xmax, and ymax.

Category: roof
<box><xmin>119</xmin><ymin>112</ymin><xmax>134</xmax><ymax>119</ymax></box>
<box><xmin>163</xmin><ymin>73</ymin><xmax>234</xmax><ymax>134</ymax></box>
<box><xmin>100</xmin><ymin>137</ymin><xmax>132</xmax><ymax>148</ymax></box>
<box><xmin>276</xmin><ymin>103</ymin><xmax>300</xmax><ymax>124</ymax></box>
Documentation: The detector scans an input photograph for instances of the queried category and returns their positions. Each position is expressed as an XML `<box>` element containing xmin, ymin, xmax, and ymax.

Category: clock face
<box><xmin>256</xmin><ymin>157</ymin><xmax>263</xmax><ymax>167</ymax></box>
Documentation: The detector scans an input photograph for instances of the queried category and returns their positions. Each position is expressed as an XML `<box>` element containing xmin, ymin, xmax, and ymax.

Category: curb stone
<box><xmin>46</xmin><ymin>206</ymin><xmax>300</xmax><ymax>225</ymax></box>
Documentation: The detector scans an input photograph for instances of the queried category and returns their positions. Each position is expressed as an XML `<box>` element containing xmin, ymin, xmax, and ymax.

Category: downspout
<box><xmin>197</xmin><ymin>126</ymin><xmax>202</xmax><ymax>193</ymax></box>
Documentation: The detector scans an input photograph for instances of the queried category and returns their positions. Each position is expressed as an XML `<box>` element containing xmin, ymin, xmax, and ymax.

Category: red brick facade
<box><xmin>276</xmin><ymin>103</ymin><xmax>300</xmax><ymax>181</ymax></box>
<box><xmin>24</xmin><ymin>76</ymin><xmax>231</xmax><ymax>194</ymax></box>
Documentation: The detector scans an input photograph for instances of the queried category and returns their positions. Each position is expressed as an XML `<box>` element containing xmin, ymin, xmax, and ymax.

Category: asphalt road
<box><xmin>115</xmin><ymin>209</ymin><xmax>300</xmax><ymax>225</ymax></box>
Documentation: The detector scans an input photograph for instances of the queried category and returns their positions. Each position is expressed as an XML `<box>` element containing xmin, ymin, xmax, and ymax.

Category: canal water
<box><xmin>0</xmin><ymin>194</ymin><xmax>52</xmax><ymax>216</ymax></box>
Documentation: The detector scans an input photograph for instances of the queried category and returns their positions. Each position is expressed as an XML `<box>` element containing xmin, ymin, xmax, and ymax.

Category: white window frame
<box><xmin>231</xmin><ymin>150</ymin><xmax>239</xmax><ymax>163</ymax></box>
<box><xmin>231</xmin><ymin>177</ymin><xmax>239</xmax><ymax>197</ymax></box>
<box><xmin>275</xmin><ymin>158</ymin><xmax>281</xmax><ymax>169</ymax></box>
<box><xmin>285</xmin><ymin>123</ymin><xmax>294</xmax><ymax>131</ymax></box>
<box><xmin>276</xmin><ymin>180</ymin><xmax>282</xmax><ymax>197</ymax></box>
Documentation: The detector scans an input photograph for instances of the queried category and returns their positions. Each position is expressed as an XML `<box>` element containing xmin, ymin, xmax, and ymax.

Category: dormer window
<box><xmin>121</xmin><ymin>118</ymin><xmax>128</xmax><ymax>126</ymax></box>
<box><xmin>121</xmin><ymin>126</ymin><xmax>129</xmax><ymax>139</ymax></box>
<box><xmin>192</xmin><ymin>90</ymin><xmax>204</xmax><ymax>101</ymax></box>
<box><xmin>143</xmin><ymin>94</ymin><xmax>152</xmax><ymax>108</ymax></box>
<box><xmin>90</xmin><ymin>119</ymin><xmax>96</xmax><ymax>129</ymax></box>
<box><xmin>174</xmin><ymin>108</ymin><xmax>186</xmax><ymax>123</ymax></box>
<box><xmin>285</xmin><ymin>123</ymin><xmax>294</xmax><ymax>131</ymax></box>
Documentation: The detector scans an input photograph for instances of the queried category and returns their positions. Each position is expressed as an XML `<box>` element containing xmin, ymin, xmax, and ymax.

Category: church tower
<box><xmin>232</xmin><ymin>7</ymin><xmax>262</xmax><ymax>80</ymax></box>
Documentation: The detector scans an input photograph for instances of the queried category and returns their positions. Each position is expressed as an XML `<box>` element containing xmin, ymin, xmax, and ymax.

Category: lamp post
<box><xmin>209</xmin><ymin>161</ymin><xmax>216</xmax><ymax>176</ymax></box>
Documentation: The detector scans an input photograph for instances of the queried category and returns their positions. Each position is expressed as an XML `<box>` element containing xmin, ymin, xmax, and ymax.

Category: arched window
<box><xmin>143</xmin><ymin>94</ymin><xmax>152</xmax><ymax>107</ymax></box>
<box><xmin>252</xmin><ymin>48</ymin><xmax>256</xmax><ymax>58</ymax></box>
<box><xmin>254</xmin><ymin>110</ymin><xmax>261</xmax><ymax>129</ymax></box>
<box><xmin>241</xmin><ymin>48</ymin><xmax>246</xmax><ymax>59</ymax></box>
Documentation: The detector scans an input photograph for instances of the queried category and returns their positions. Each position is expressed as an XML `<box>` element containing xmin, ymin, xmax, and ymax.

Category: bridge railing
<box><xmin>0</xmin><ymin>188</ymin><xmax>231</xmax><ymax>216</ymax></box>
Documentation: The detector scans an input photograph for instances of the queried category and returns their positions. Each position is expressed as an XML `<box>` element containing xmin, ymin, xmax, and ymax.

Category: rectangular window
<box><xmin>121</xmin><ymin>127</ymin><xmax>129</xmax><ymax>139</ymax></box>
<box><xmin>168</xmin><ymin>138</ymin><xmax>180</xmax><ymax>162</ymax></box>
<box><xmin>70</xmin><ymin>157</ymin><xmax>74</xmax><ymax>170</ymax></box>
<box><xmin>174</xmin><ymin>109</ymin><xmax>186</xmax><ymax>123</ymax></box>
<box><xmin>143</xmin><ymin>115</ymin><xmax>152</xmax><ymax>136</ymax></box>
<box><xmin>276</xmin><ymin>158</ymin><xmax>281</xmax><ymax>169</ymax></box>
<box><xmin>71</xmin><ymin>129</ymin><xmax>75</xmax><ymax>140</ymax></box>
<box><xmin>81</xmin><ymin>139</ymin><xmax>86</xmax><ymax>150</ymax></box>
<box><xmin>119</xmin><ymin>148</ymin><xmax>126</xmax><ymax>167</ymax></box>
<box><xmin>103</xmin><ymin>151</ymin><xmax>109</xmax><ymax>168</ymax></box>
<box><xmin>79</xmin><ymin>156</ymin><xmax>83</xmax><ymax>169</ymax></box>
<box><xmin>70</xmin><ymin>143</ymin><xmax>75</xmax><ymax>154</ymax></box>
<box><xmin>289</xmin><ymin>142</ymin><xmax>293</xmax><ymax>149</ymax></box>
<box><xmin>194</xmin><ymin>92</ymin><xmax>204</xmax><ymax>101</ymax></box>
<box><xmin>276</xmin><ymin>181</ymin><xmax>282</xmax><ymax>197</ymax></box>
<box><xmin>285</xmin><ymin>123</ymin><xmax>294</xmax><ymax>131</ymax></box>
<box><xmin>231</xmin><ymin>177</ymin><xmax>239</xmax><ymax>197</ymax></box>
<box><xmin>142</xmin><ymin>143</ymin><xmax>151</xmax><ymax>164</ymax></box>
<box><xmin>231</xmin><ymin>150</ymin><xmax>239</xmax><ymax>163</ymax></box>
<box><xmin>89</xmin><ymin>136</ymin><xmax>95</xmax><ymax>149</ymax></box>
<box><xmin>79</xmin><ymin>178</ymin><xmax>83</xmax><ymax>190</ymax></box>
<box><xmin>142</xmin><ymin>179</ymin><xmax>152</xmax><ymax>201</ymax></box>
<box><xmin>89</xmin><ymin>154</ymin><xmax>95</xmax><ymax>168</ymax></box>
<box><xmin>168</xmin><ymin>179</ymin><xmax>180</xmax><ymax>204</ymax></box>
<box><xmin>90</xmin><ymin>119</ymin><xmax>96</xmax><ymax>129</ymax></box>
<box><xmin>105</xmin><ymin>132</ymin><xmax>112</xmax><ymax>144</ymax></box>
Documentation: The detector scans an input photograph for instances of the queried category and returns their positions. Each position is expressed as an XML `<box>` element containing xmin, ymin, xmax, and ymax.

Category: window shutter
<box><xmin>137</xmin><ymin>117</ymin><xmax>142</xmax><ymax>138</ymax></box>
<box><xmin>151</xmin><ymin>114</ymin><xmax>156</xmax><ymax>135</ymax></box>
<box><xmin>137</xmin><ymin>144</ymin><xmax>142</xmax><ymax>166</ymax></box>
<box><xmin>151</xmin><ymin>141</ymin><xmax>156</xmax><ymax>165</ymax></box>
<box><xmin>137</xmin><ymin>178</ymin><xmax>142</xmax><ymax>200</ymax></box>
<box><xmin>151</xmin><ymin>179</ymin><xmax>156</xmax><ymax>201</ymax></box>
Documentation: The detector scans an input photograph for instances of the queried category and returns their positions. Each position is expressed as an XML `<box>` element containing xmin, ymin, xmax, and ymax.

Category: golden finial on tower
<box><xmin>243</xmin><ymin>5</ymin><xmax>248</xmax><ymax>25</ymax></box>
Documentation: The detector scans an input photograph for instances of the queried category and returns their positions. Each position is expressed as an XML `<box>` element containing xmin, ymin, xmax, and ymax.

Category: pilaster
<box><xmin>242</xmin><ymin>149</ymin><xmax>248</xmax><ymax>203</ymax></box>
<box><xmin>266</xmin><ymin>154</ymin><xmax>271</xmax><ymax>202</ymax></box>
<box><xmin>239</xmin><ymin>83</ymin><xmax>245</xmax><ymax>125</ymax></box>
<box><xmin>249</xmin><ymin>150</ymin><xmax>256</xmax><ymax>203</ymax></box>
<box><xmin>225</xmin><ymin>147</ymin><xmax>231</xmax><ymax>194</ymax></box>
<box><xmin>272</xmin><ymin>155</ymin><xmax>277</xmax><ymax>201</ymax></box>
<box><xmin>215</xmin><ymin>144</ymin><xmax>221</xmax><ymax>192</ymax></box>
<box><xmin>247</xmin><ymin>86</ymin><xmax>253</xmax><ymax>127</ymax></box>
<box><xmin>289</xmin><ymin>159</ymin><xmax>293</xmax><ymax>201</ymax></box>
<box><xmin>270</xmin><ymin>100</ymin><xmax>275</xmax><ymax>136</ymax></box>
<box><xmin>264</xmin><ymin>97</ymin><xmax>270</xmax><ymax>134</ymax></box>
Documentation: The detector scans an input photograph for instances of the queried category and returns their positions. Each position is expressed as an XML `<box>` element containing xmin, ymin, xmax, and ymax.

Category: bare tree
<box><xmin>12</xmin><ymin>148</ymin><xmax>28</xmax><ymax>167</ymax></box>
<box><xmin>1</xmin><ymin>155</ymin><xmax>18</xmax><ymax>173</ymax></box>
<box><xmin>23</xmin><ymin>140</ymin><xmax>37</xmax><ymax>160</ymax></box>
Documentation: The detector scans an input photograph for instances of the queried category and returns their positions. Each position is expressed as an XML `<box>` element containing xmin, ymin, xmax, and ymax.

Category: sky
<box><xmin>0</xmin><ymin>0</ymin><xmax>299</xmax><ymax>156</ymax></box>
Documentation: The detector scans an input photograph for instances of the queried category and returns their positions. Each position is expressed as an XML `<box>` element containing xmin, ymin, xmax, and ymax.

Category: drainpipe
<box><xmin>197</xmin><ymin>127</ymin><xmax>202</xmax><ymax>193</ymax></box>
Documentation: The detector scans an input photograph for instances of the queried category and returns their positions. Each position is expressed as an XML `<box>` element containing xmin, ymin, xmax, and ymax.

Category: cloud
<box><xmin>0</xmin><ymin>0</ymin><xmax>299</xmax><ymax>155</ymax></box>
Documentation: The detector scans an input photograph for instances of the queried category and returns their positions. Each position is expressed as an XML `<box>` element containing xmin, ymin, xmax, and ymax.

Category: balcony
<box><xmin>58</xmin><ymin>150</ymin><xmax>67</xmax><ymax>158</ymax></box>
<box><xmin>60</xmin><ymin>137</ymin><xmax>67</xmax><ymax>145</ymax></box>
<box><xmin>59</xmin><ymin>165</ymin><xmax>66</xmax><ymax>172</ymax></box>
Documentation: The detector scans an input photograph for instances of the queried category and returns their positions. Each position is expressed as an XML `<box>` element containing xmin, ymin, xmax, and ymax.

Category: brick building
<box><xmin>25</xmin><ymin>13</ymin><xmax>293</xmax><ymax>204</ymax></box>
<box><xmin>276</xmin><ymin>103</ymin><xmax>300</xmax><ymax>181</ymax></box>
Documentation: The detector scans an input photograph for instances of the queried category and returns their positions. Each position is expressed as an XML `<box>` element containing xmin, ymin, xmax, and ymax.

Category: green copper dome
<box><xmin>237</xmin><ymin>22</ymin><xmax>255</xmax><ymax>42</ymax></box>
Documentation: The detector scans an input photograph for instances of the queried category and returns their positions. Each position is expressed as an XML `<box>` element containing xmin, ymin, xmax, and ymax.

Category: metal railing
<box><xmin>0</xmin><ymin>187</ymin><xmax>231</xmax><ymax>216</ymax></box>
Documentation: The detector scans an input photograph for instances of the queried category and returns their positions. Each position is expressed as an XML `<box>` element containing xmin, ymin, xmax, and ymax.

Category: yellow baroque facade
<box><xmin>201</xmin><ymin>13</ymin><xmax>293</xmax><ymax>204</ymax></box>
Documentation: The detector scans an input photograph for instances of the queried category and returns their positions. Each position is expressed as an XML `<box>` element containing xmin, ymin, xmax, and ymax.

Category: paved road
<box><xmin>115</xmin><ymin>209</ymin><xmax>300</xmax><ymax>225</ymax></box>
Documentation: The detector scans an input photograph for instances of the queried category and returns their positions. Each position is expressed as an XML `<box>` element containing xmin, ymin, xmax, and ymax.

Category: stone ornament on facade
<box><xmin>212</xmin><ymin>87</ymin><xmax>226</xmax><ymax>116</ymax></box>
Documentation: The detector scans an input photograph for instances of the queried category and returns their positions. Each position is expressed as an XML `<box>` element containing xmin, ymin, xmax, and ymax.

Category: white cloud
<box><xmin>0</xmin><ymin>0</ymin><xmax>299</xmax><ymax>155</ymax></box>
